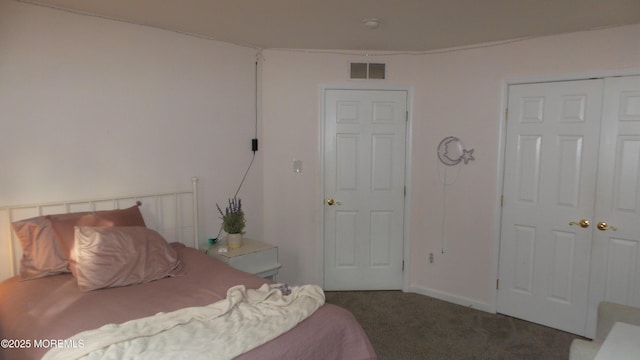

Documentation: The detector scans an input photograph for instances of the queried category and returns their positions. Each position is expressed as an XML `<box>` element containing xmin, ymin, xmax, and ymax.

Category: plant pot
<box><xmin>227</xmin><ymin>233</ymin><xmax>243</xmax><ymax>249</ymax></box>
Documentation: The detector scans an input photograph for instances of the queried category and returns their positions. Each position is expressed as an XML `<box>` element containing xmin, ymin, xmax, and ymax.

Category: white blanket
<box><xmin>43</xmin><ymin>284</ymin><xmax>325</xmax><ymax>360</ymax></box>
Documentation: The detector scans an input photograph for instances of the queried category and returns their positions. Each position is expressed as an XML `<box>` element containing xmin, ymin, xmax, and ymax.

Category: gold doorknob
<box><xmin>569</xmin><ymin>219</ymin><xmax>590</xmax><ymax>228</ymax></box>
<box><xmin>597</xmin><ymin>222</ymin><xmax>617</xmax><ymax>231</ymax></box>
<box><xmin>327</xmin><ymin>198</ymin><xmax>341</xmax><ymax>206</ymax></box>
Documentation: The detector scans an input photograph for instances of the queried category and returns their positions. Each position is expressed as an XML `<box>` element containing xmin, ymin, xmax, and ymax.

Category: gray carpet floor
<box><xmin>325</xmin><ymin>291</ymin><xmax>582</xmax><ymax>360</ymax></box>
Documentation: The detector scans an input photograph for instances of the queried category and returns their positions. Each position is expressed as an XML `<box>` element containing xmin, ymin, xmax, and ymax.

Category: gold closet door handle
<box><xmin>569</xmin><ymin>219</ymin><xmax>590</xmax><ymax>228</ymax></box>
<box><xmin>597</xmin><ymin>222</ymin><xmax>617</xmax><ymax>231</ymax></box>
<box><xmin>327</xmin><ymin>198</ymin><xmax>341</xmax><ymax>206</ymax></box>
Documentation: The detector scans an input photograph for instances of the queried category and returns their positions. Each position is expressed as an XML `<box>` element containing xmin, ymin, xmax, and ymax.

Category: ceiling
<box><xmin>21</xmin><ymin>0</ymin><xmax>640</xmax><ymax>52</ymax></box>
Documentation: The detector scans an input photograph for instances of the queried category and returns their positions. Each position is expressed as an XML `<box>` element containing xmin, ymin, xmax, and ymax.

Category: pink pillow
<box><xmin>49</xmin><ymin>204</ymin><xmax>146</xmax><ymax>266</ymax></box>
<box><xmin>73</xmin><ymin>226</ymin><xmax>181</xmax><ymax>291</ymax></box>
<box><xmin>12</xmin><ymin>216</ymin><xmax>68</xmax><ymax>280</ymax></box>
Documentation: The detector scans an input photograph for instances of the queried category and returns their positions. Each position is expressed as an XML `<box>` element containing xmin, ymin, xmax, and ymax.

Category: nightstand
<box><xmin>206</xmin><ymin>238</ymin><xmax>281</xmax><ymax>280</ymax></box>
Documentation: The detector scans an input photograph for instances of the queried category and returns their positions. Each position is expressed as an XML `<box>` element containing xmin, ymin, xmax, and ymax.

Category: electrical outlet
<box><xmin>429</xmin><ymin>253</ymin><xmax>434</xmax><ymax>263</ymax></box>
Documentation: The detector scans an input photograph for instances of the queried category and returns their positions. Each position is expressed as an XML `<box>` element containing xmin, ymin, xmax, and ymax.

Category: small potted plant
<box><xmin>217</xmin><ymin>197</ymin><xmax>245</xmax><ymax>248</ymax></box>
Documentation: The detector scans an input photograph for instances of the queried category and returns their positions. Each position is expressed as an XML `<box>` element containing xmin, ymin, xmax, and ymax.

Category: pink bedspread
<box><xmin>0</xmin><ymin>244</ymin><xmax>377</xmax><ymax>360</ymax></box>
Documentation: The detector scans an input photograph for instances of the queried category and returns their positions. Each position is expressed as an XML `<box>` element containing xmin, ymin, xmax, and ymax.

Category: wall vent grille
<box><xmin>350</xmin><ymin>63</ymin><xmax>386</xmax><ymax>79</ymax></box>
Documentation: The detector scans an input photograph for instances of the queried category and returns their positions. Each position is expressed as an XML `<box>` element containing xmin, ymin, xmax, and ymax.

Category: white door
<box><xmin>323</xmin><ymin>89</ymin><xmax>407</xmax><ymax>290</ymax></box>
<box><xmin>498</xmin><ymin>79</ymin><xmax>604</xmax><ymax>335</ymax></box>
<box><xmin>499</xmin><ymin>76</ymin><xmax>640</xmax><ymax>337</ymax></box>
<box><xmin>586</xmin><ymin>76</ymin><xmax>640</xmax><ymax>337</ymax></box>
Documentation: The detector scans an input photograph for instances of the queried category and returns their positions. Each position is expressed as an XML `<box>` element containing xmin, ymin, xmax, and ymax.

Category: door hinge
<box><xmin>505</xmin><ymin>108</ymin><xmax>508</xmax><ymax>120</ymax></box>
<box><xmin>404</xmin><ymin>186</ymin><xmax>406</xmax><ymax>197</ymax></box>
<box><xmin>500</xmin><ymin>195</ymin><xmax>504</xmax><ymax>207</ymax></box>
<box><xmin>402</xmin><ymin>260</ymin><xmax>405</xmax><ymax>272</ymax></box>
<box><xmin>496</xmin><ymin>279</ymin><xmax>499</xmax><ymax>289</ymax></box>
<box><xmin>406</xmin><ymin>111</ymin><xmax>409</xmax><ymax>122</ymax></box>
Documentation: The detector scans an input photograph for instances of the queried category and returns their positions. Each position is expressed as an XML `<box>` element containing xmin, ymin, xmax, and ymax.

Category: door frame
<box><xmin>317</xmin><ymin>83</ymin><xmax>413</xmax><ymax>291</ymax></box>
<box><xmin>494</xmin><ymin>68</ymin><xmax>640</xmax><ymax>333</ymax></box>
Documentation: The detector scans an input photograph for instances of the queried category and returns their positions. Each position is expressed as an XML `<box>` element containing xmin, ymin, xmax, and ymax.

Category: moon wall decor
<box><xmin>437</xmin><ymin>136</ymin><xmax>475</xmax><ymax>166</ymax></box>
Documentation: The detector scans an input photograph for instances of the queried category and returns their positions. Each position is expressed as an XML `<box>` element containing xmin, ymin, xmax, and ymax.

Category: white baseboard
<box><xmin>407</xmin><ymin>284</ymin><xmax>494</xmax><ymax>313</ymax></box>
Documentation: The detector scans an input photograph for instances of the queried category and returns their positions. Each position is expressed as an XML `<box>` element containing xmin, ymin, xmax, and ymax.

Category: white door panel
<box><xmin>587</xmin><ymin>76</ymin><xmax>640</xmax><ymax>337</ymax></box>
<box><xmin>323</xmin><ymin>89</ymin><xmax>406</xmax><ymax>290</ymax></box>
<box><xmin>498</xmin><ymin>79</ymin><xmax>603</xmax><ymax>335</ymax></box>
<box><xmin>500</xmin><ymin>76</ymin><xmax>640</xmax><ymax>337</ymax></box>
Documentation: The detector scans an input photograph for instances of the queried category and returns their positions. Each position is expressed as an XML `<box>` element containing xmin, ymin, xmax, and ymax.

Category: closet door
<box><xmin>586</xmin><ymin>76</ymin><xmax>640</xmax><ymax>337</ymax></box>
<box><xmin>497</xmin><ymin>79</ymin><xmax>603</xmax><ymax>335</ymax></box>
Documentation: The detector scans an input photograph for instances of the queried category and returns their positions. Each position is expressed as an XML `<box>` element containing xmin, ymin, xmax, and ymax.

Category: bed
<box><xmin>0</xmin><ymin>178</ymin><xmax>377</xmax><ymax>360</ymax></box>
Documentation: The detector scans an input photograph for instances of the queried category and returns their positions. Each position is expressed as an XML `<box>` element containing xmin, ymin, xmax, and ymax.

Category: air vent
<box><xmin>350</xmin><ymin>63</ymin><xmax>386</xmax><ymax>79</ymax></box>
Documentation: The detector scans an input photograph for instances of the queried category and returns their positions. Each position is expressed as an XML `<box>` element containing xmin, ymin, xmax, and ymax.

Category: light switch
<box><xmin>293</xmin><ymin>159</ymin><xmax>302</xmax><ymax>173</ymax></box>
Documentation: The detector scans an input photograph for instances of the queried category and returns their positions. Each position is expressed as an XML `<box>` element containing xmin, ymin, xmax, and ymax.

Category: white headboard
<box><xmin>0</xmin><ymin>177</ymin><xmax>199</xmax><ymax>281</ymax></box>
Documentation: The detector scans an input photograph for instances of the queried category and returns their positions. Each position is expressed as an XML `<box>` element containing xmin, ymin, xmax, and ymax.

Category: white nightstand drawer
<box><xmin>207</xmin><ymin>238</ymin><xmax>281</xmax><ymax>280</ymax></box>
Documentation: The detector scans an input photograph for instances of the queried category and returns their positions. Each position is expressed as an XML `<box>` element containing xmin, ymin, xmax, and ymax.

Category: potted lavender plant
<box><xmin>217</xmin><ymin>197</ymin><xmax>245</xmax><ymax>248</ymax></box>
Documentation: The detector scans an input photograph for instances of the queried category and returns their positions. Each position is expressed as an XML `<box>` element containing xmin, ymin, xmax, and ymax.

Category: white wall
<box><xmin>261</xmin><ymin>25</ymin><xmax>640</xmax><ymax>308</ymax></box>
<box><xmin>0</xmin><ymin>0</ymin><xmax>263</xmax><ymax>248</ymax></box>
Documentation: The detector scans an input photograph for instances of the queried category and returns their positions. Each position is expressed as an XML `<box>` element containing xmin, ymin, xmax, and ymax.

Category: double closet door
<box><xmin>498</xmin><ymin>76</ymin><xmax>640</xmax><ymax>337</ymax></box>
